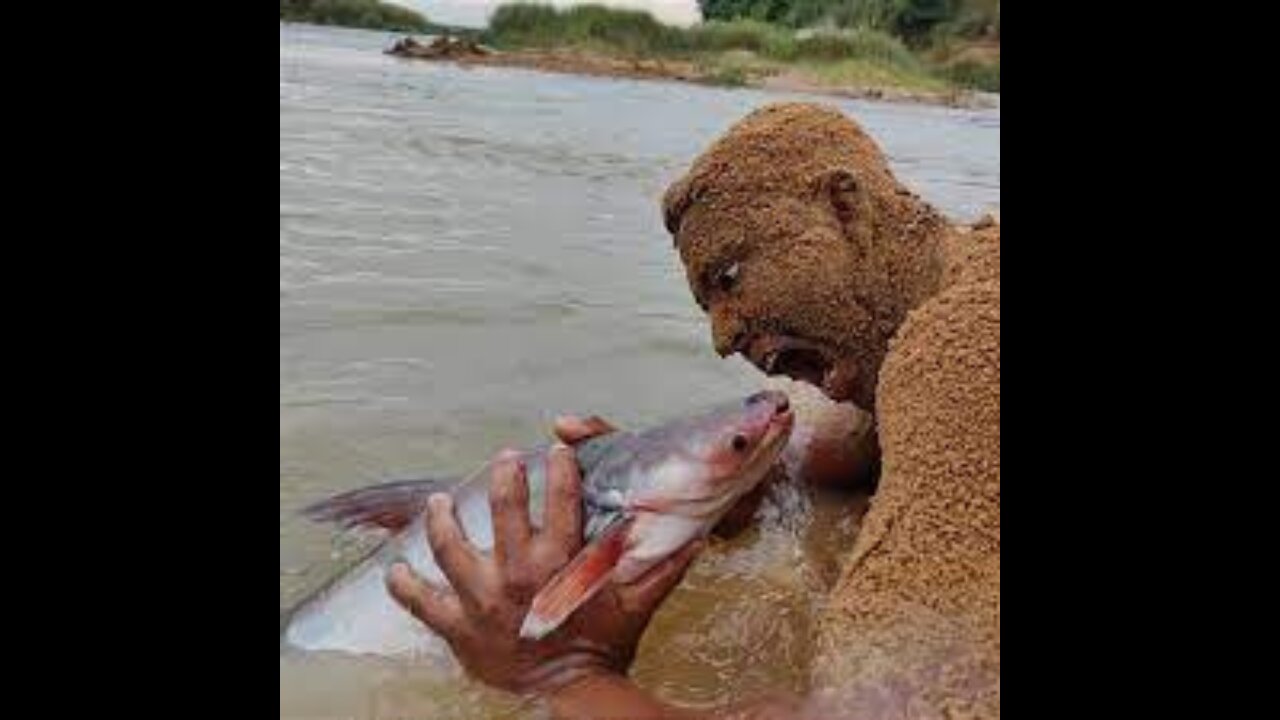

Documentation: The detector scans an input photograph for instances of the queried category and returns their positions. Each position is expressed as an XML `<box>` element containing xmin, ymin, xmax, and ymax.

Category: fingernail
<box><xmin>551</xmin><ymin>441</ymin><xmax>571</xmax><ymax>454</ymax></box>
<box><xmin>428</xmin><ymin>493</ymin><xmax>450</xmax><ymax>512</ymax></box>
<box><xmin>386</xmin><ymin>563</ymin><xmax>409</xmax><ymax>589</ymax></box>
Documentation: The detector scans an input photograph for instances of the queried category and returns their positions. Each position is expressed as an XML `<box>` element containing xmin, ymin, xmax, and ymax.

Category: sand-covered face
<box><xmin>676</xmin><ymin>194</ymin><xmax>879</xmax><ymax>404</ymax></box>
<box><xmin>663</xmin><ymin>103</ymin><xmax>945</xmax><ymax>410</ymax></box>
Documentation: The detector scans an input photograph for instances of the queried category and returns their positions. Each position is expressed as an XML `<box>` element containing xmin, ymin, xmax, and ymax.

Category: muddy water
<box><xmin>280</xmin><ymin>22</ymin><xmax>999</xmax><ymax>718</ymax></box>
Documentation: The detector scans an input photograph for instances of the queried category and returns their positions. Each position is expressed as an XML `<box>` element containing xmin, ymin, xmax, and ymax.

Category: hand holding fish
<box><xmin>385</xmin><ymin>440</ymin><xmax>703</xmax><ymax>696</ymax></box>
<box><xmin>286</xmin><ymin>392</ymin><xmax>791</xmax><ymax>660</ymax></box>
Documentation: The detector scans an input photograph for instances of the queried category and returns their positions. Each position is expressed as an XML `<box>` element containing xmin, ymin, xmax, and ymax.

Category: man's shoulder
<box><xmin>876</xmin><ymin>273</ymin><xmax>999</xmax><ymax>464</ymax></box>
<box><xmin>940</xmin><ymin>217</ymin><xmax>1000</xmax><ymax>291</ymax></box>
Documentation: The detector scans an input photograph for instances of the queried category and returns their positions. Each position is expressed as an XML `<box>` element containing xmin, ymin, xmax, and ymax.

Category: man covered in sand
<box><xmin>386</xmin><ymin>102</ymin><xmax>1000</xmax><ymax>718</ymax></box>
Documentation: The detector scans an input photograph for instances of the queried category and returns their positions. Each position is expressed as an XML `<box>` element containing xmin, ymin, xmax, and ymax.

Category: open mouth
<box><xmin>747</xmin><ymin>335</ymin><xmax>858</xmax><ymax>403</ymax></box>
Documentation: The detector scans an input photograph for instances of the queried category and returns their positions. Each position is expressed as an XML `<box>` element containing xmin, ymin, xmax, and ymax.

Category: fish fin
<box><xmin>583</xmin><ymin>506</ymin><xmax>627</xmax><ymax>538</ymax></box>
<box><xmin>519</xmin><ymin>516</ymin><xmax>632</xmax><ymax>640</ymax></box>
<box><xmin>300</xmin><ymin>477</ymin><xmax>459</xmax><ymax>532</ymax></box>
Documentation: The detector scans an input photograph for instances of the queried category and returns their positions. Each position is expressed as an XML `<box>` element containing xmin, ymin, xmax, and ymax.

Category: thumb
<box><xmin>615</xmin><ymin>539</ymin><xmax>705</xmax><ymax>615</ymax></box>
<box><xmin>553</xmin><ymin>415</ymin><xmax>618</xmax><ymax>444</ymax></box>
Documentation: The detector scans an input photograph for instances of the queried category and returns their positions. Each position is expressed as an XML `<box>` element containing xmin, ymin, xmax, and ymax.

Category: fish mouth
<box><xmin>740</xmin><ymin>404</ymin><xmax>794</xmax><ymax>479</ymax></box>
<box><xmin>746</xmin><ymin>334</ymin><xmax>858</xmax><ymax>402</ymax></box>
<box><xmin>760</xmin><ymin>407</ymin><xmax>794</xmax><ymax>456</ymax></box>
<box><xmin>668</xmin><ymin>409</ymin><xmax>793</xmax><ymax>520</ymax></box>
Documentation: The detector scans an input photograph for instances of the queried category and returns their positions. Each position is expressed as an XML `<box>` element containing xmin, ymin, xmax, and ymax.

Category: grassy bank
<box><xmin>280</xmin><ymin>0</ymin><xmax>431</xmax><ymax>33</ymax></box>
<box><xmin>925</xmin><ymin>34</ymin><xmax>1000</xmax><ymax>92</ymax></box>
<box><xmin>479</xmin><ymin>4</ymin><xmax>996</xmax><ymax>95</ymax></box>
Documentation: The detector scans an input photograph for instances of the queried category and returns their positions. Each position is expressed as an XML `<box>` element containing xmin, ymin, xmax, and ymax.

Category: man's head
<box><xmin>662</xmin><ymin>103</ymin><xmax>947</xmax><ymax>410</ymax></box>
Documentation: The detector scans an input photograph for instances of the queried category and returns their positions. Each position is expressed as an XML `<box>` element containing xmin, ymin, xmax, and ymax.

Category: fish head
<box><xmin>519</xmin><ymin>390</ymin><xmax>797</xmax><ymax>635</ymax></box>
<box><xmin>630</xmin><ymin>390</ymin><xmax>795</xmax><ymax>516</ymax></box>
<box><xmin>691</xmin><ymin>389</ymin><xmax>794</xmax><ymax>483</ymax></box>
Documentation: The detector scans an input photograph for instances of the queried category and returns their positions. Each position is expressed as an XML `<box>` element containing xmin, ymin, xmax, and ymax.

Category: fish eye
<box><xmin>731</xmin><ymin>433</ymin><xmax>748</xmax><ymax>452</ymax></box>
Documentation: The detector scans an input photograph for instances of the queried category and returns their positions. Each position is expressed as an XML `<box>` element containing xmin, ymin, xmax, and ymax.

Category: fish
<box><xmin>280</xmin><ymin>390</ymin><xmax>794</xmax><ymax>658</ymax></box>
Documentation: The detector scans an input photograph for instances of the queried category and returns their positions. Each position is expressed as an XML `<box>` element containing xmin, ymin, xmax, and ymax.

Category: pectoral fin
<box><xmin>519</xmin><ymin>515</ymin><xmax>632</xmax><ymax>640</ymax></box>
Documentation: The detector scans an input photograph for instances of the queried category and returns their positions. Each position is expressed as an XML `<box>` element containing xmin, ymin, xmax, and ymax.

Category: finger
<box><xmin>490</xmin><ymin>451</ymin><xmax>533</xmax><ymax>577</ymax></box>
<box><xmin>424</xmin><ymin>492</ymin><xmax>485</xmax><ymax>605</ymax></box>
<box><xmin>386</xmin><ymin>562</ymin><xmax>465</xmax><ymax>637</ymax></box>
<box><xmin>542</xmin><ymin>442</ymin><xmax>583</xmax><ymax>555</ymax></box>
<box><xmin>552</xmin><ymin>415</ymin><xmax>617</xmax><ymax>444</ymax></box>
<box><xmin>615</xmin><ymin>539</ymin><xmax>704</xmax><ymax>614</ymax></box>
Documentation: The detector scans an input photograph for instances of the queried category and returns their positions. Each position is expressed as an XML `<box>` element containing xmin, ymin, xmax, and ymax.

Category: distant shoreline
<box><xmin>280</xmin><ymin>0</ymin><xmax>435</xmax><ymax>34</ymax></box>
<box><xmin>385</xmin><ymin>36</ymin><xmax>999</xmax><ymax>110</ymax></box>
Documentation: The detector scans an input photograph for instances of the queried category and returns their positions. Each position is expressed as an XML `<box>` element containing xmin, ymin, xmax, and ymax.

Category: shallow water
<box><xmin>280</xmin><ymin>22</ymin><xmax>999</xmax><ymax>718</ymax></box>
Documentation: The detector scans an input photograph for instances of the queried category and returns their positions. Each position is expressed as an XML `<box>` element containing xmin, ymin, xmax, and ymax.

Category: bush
<box><xmin>937</xmin><ymin>58</ymin><xmax>999</xmax><ymax>91</ymax></box>
<box><xmin>280</xmin><ymin>0</ymin><xmax>430</xmax><ymax>32</ymax></box>
<box><xmin>700</xmin><ymin>0</ymin><xmax>1001</xmax><ymax>44</ymax></box>
<box><xmin>791</xmin><ymin>27</ymin><xmax>919</xmax><ymax>67</ymax></box>
<box><xmin>687</xmin><ymin>19</ymin><xmax>794</xmax><ymax>56</ymax></box>
<box><xmin>485</xmin><ymin>3</ymin><xmax>690</xmax><ymax>55</ymax></box>
<box><xmin>483</xmin><ymin>3</ymin><xmax>987</xmax><ymax>94</ymax></box>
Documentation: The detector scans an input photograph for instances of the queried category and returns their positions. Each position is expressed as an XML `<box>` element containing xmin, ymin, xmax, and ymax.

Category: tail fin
<box><xmin>300</xmin><ymin>477</ymin><xmax>459</xmax><ymax>532</ymax></box>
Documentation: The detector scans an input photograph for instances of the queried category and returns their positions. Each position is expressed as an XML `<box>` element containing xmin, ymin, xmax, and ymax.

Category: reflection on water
<box><xmin>280</xmin><ymin>21</ymin><xmax>998</xmax><ymax>719</ymax></box>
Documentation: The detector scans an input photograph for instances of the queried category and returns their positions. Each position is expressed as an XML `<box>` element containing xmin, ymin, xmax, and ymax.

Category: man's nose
<box><xmin>711</xmin><ymin>307</ymin><xmax>749</xmax><ymax>358</ymax></box>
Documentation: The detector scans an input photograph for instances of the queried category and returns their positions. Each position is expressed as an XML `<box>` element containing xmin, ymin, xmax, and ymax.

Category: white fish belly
<box><xmin>283</xmin><ymin>490</ymin><xmax>497</xmax><ymax>658</ymax></box>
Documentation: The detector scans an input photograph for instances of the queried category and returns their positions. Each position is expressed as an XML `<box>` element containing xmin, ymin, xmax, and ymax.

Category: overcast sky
<box><xmin>387</xmin><ymin>0</ymin><xmax>703</xmax><ymax>28</ymax></box>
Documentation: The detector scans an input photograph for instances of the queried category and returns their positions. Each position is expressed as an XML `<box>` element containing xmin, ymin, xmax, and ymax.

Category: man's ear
<box><xmin>816</xmin><ymin>168</ymin><xmax>862</xmax><ymax>226</ymax></box>
<box><xmin>812</xmin><ymin>167</ymin><xmax>874</xmax><ymax>257</ymax></box>
<box><xmin>662</xmin><ymin>176</ymin><xmax>695</xmax><ymax>238</ymax></box>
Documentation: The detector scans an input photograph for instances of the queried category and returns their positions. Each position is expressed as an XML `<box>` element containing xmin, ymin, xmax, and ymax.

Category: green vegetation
<box><xmin>698</xmin><ymin>0</ymin><xmax>998</xmax><ymax>45</ymax></box>
<box><xmin>483</xmin><ymin>5</ymin><xmax>922</xmax><ymax>65</ymax></box>
<box><xmin>691</xmin><ymin>0</ymin><xmax>1002</xmax><ymax>91</ymax></box>
<box><xmin>277</xmin><ymin>0</ymin><xmax>998</xmax><ymax>98</ymax></box>
<box><xmin>484</xmin><ymin>4</ymin><xmax>687</xmax><ymax>55</ymax></box>
<box><xmin>482</xmin><ymin>4</ymin><xmax>996</xmax><ymax>95</ymax></box>
<box><xmin>935</xmin><ymin>57</ymin><xmax>998</xmax><ymax>91</ymax></box>
<box><xmin>280</xmin><ymin>0</ymin><xmax>431</xmax><ymax>32</ymax></box>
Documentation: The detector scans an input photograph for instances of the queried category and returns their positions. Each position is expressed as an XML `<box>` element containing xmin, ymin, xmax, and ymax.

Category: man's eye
<box><xmin>716</xmin><ymin>262</ymin><xmax>740</xmax><ymax>292</ymax></box>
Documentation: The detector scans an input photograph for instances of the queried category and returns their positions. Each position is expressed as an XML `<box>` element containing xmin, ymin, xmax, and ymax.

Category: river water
<box><xmin>280</xmin><ymin>22</ymin><xmax>999</xmax><ymax>719</ymax></box>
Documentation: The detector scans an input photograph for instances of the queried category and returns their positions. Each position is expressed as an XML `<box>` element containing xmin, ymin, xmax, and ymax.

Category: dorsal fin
<box><xmin>300</xmin><ymin>477</ymin><xmax>459</xmax><ymax>532</ymax></box>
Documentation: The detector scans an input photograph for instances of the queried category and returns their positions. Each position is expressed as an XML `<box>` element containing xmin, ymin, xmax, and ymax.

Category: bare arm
<box><xmin>549</xmin><ymin>671</ymin><xmax>800</xmax><ymax>720</ymax></box>
<box><xmin>549</xmin><ymin>672</ymin><xmax>703</xmax><ymax>720</ymax></box>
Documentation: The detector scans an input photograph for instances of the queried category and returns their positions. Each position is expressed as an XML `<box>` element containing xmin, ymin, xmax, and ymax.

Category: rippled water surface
<box><xmin>280</xmin><ymin>22</ymin><xmax>998</xmax><ymax>719</ymax></box>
